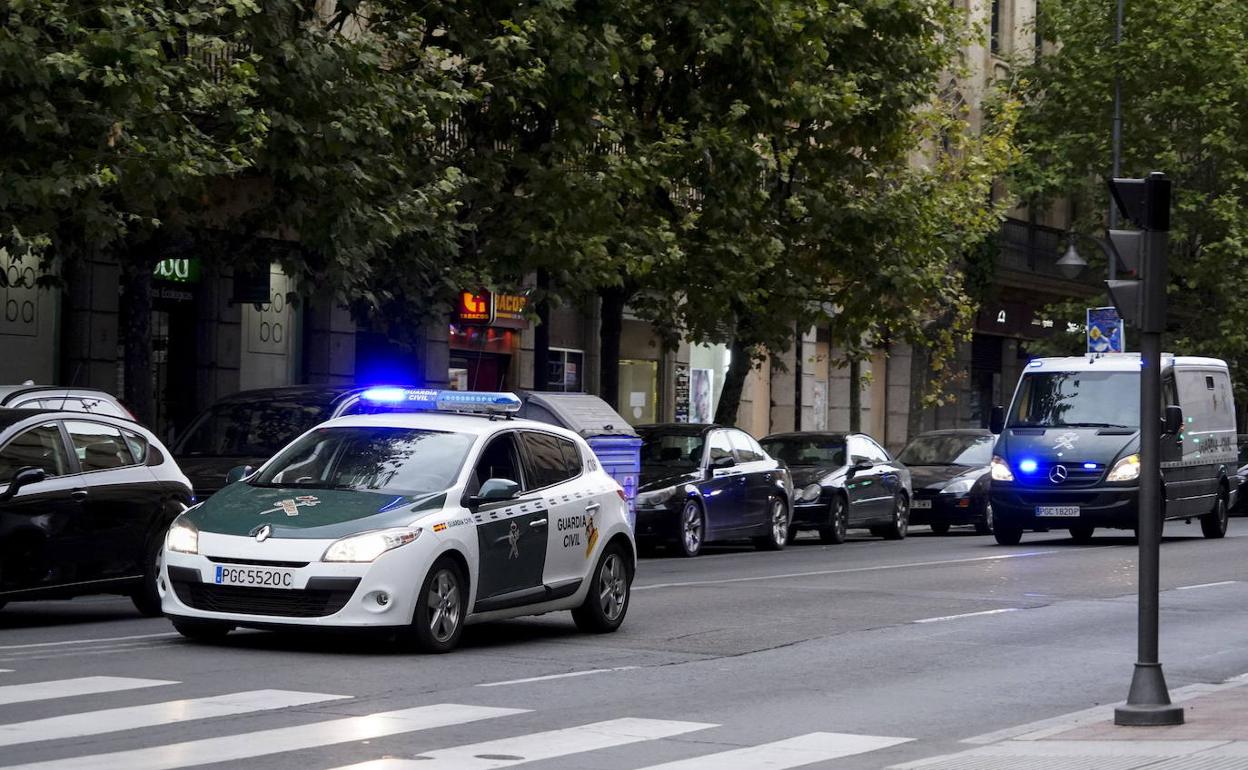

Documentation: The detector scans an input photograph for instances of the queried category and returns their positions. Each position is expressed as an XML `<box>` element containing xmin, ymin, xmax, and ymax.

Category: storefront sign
<box><xmin>455</xmin><ymin>289</ymin><xmax>529</xmax><ymax>329</ymax></box>
<box><xmin>492</xmin><ymin>292</ymin><xmax>528</xmax><ymax>329</ymax></box>
<box><xmin>153</xmin><ymin>258</ymin><xmax>201</xmax><ymax>284</ymax></box>
<box><xmin>1086</xmin><ymin>306</ymin><xmax>1125</xmax><ymax>353</ymax></box>
<box><xmin>673</xmin><ymin>363</ymin><xmax>690</xmax><ymax>422</ymax></box>
<box><xmin>456</xmin><ymin>290</ymin><xmax>492</xmax><ymax>324</ymax></box>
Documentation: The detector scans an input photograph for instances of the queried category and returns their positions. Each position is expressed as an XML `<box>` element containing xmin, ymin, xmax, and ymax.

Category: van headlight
<box><xmin>166</xmin><ymin>515</ymin><xmax>199</xmax><ymax>555</ymax></box>
<box><xmin>941</xmin><ymin>477</ymin><xmax>976</xmax><ymax>496</ymax></box>
<box><xmin>322</xmin><ymin>528</ymin><xmax>421</xmax><ymax>563</ymax></box>
<box><xmin>1106</xmin><ymin>454</ymin><xmax>1140</xmax><ymax>482</ymax></box>
<box><xmin>797</xmin><ymin>483</ymin><xmax>823</xmax><ymax>502</ymax></box>
<box><xmin>990</xmin><ymin>456</ymin><xmax>1015</xmax><ymax>482</ymax></box>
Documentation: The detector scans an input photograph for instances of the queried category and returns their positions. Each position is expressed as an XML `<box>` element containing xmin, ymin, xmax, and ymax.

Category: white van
<box><xmin>988</xmin><ymin>354</ymin><xmax>1237</xmax><ymax>544</ymax></box>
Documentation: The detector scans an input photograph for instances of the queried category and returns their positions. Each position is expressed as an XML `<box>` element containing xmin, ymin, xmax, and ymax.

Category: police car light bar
<box><xmin>360</xmin><ymin>387</ymin><xmax>522</xmax><ymax>414</ymax></box>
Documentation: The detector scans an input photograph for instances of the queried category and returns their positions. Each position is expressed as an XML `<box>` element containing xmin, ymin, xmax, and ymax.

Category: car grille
<box><xmin>171</xmin><ymin>579</ymin><xmax>359</xmax><ymax>618</ymax></box>
<box><xmin>206</xmin><ymin>556</ymin><xmax>310</xmax><ymax>568</ymax></box>
<box><xmin>1016</xmin><ymin>462</ymin><xmax>1104</xmax><ymax>488</ymax></box>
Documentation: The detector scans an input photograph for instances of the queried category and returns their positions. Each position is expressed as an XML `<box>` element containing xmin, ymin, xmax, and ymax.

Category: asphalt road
<box><xmin>3</xmin><ymin>519</ymin><xmax>1248</xmax><ymax>769</ymax></box>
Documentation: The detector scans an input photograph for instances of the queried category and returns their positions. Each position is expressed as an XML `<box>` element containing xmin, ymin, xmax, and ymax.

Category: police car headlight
<box><xmin>322</xmin><ymin>528</ymin><xmax>422</xmax><ymax>563</ymax></box>
<box><xmin>990</xmin><ymin>456</ymin><xmax>1015</xmax><ymax>482</ymax></box>
<box><xmin>1107</xmin><ymin>454</ymin><xmax>1140</xmax><ymax>482</ymax></box>
<box><xmin>166</xmin><ymin>515</ymin><xmax>199</xmax><ymax>555</ymax></box>
<box><xmin>798</xmin><ymin>483</ymin><xmax>823</xmax><ymax>502</ymax></box>
<box><xmin>941</xmin><ymin>478</ymin><xmax>976</xmax><ymax>496</ymax></box>
<box><xmin>637</xmin><ymin>487</ymin><xmax>679</xmax><ymax>508</ymax></box>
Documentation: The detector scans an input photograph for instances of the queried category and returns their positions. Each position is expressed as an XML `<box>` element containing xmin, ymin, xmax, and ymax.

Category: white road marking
<box><xmin>0</xmin><ymin>676</ymin><xmax>175</xmax><ymax>706</ymax></box>
<box><xmin>0</xmin><ymin>633</ymin><xmax>178</xmax><ymax>651</ymax></box>
<box><xmin>476</xmin><ymin>666</ymin><xmax>640</xmax><ymax>687</ymax></box>
<box><xmin>635</xmin><ymin>732</ymin><xmax>913</xmax><ymax>769</ymax></box>
<box><xmin>0</xmin><ymin>670</ymin><xmax>10</xmax><ymax>674</ymax></box>
<box><xmin>0</xmin><ymin>704</ymin><xmax>527</xmax><ymax>770</ymax></box>
<box><xmin>0</xmin><ymin>689</ymin><xmax>348</xmax><ymax>748</ymax></box>
<box><xmin>913</xmin><ymin>608</ymin><xmax>1021</xmax><ymax>624</ymax></box>
<box><xmin>336</xmin><ymin>717</ymin><xmax>717</xmax><ymax>770</ymax></box>
<box><xmin>1175</xmin><ymin>580</ymin><xmax>1238</xmax><ymax>590</ymax></box>
<box><xmin>634</xmin><ymin>551</ymin><xmax>1059</xmax><ymax>591</ymax></box>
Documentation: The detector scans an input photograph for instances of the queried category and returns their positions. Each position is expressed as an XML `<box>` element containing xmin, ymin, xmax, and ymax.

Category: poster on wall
<box><xmin>690</xmin><ymin>368</ymin><xmax>714</xmax><ymax>424</ymax></box>
<box><xmin>812</xmin><ymin>380</ymin><xmax>828</xmax><ymax>431</ymax></box>
<box><xmin>674</xmin><ymin>363</ymin><xmax>690</xmax><ymax>422</ymax></box>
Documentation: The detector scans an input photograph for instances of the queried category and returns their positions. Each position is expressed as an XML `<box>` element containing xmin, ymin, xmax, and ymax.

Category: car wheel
<box><xmin>819</xmin><ymin>496</ymin><xmax>849</xmax><ymax>544</ymax></box>
<box><xmin>678</xmin><ymin>500</ymin><xmax>705</xmax><ymax>558</ymax></box>
<box><xmin>754</xmin><ymin>497</ymin><xmax>789</xmax><ymax>551</ymax></box>
<box><xmin>1069</xmin><ymin>524</ymin><xmax>1096</xmax><ymax>543</ymax></box>
<box><xmin>881</xmin><ymin>494</ymin><xmax>909</xmax><ymax>540</ymax></box>
<box><xmin>975</xmin><ymin>503</ymin><xmax>994</xmax><ymax>535</ymax></box>
<box><xmin>573</xmin><ymin>542</ymin><xmax>632</xmax><ymax>633</ymax></box>
<box><xmin>0</xmin><ymin>601</ymin><xmax>6</xmax><ymax>612</ymax></box>
<box><xmin>404</xmin><ymin>556</ymin><xmax>467</xmax><ymax>653</ymax></box>
<box><xmin>993</xmin><ymin>520</ymin><xmax>1024</xmax><ymax>545</ymax></box>
<box><xmin>929</xmin><ymin>522</ymin><xmax>951</xmax><ymax>536</ymax></box>
<box><xmin>171</xmin><ymin>618</ymin><xmax>233</xmax><ymax>642</ymax></box>
<box><xmin>1200</xmin><ymin>491</ymin><xmax>1230</xmax><ymax>539</ymax></box>
<box><xmin>130</xmin><ymin>536</ymin><xmax>165</xmax><ymax>618</ymax></box>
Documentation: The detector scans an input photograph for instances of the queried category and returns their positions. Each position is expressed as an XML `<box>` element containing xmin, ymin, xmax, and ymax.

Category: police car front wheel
<box><xmin>403</xmin><ymin>556</ymin><xmax>466</xmax><ymax>653</ymax></box>
<box><xmin>171</xmin><ymin>618</ymin><xmax>234</xmax><ymax>642</ymax></box>
<box><xmin>573</xmin><ymin>542</ymin><xmax>632</xmax><ymax>634</ymax></box>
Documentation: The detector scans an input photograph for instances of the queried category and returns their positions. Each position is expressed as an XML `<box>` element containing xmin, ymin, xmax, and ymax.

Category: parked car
<box><xmin>898</xmin><ymin>429</ymin><xmax>995</xmax><ymax>535</ymax></box>
<box><xmin>634</xmin><ymin>424</ymin><xmax>792</xmax><ymax>557</ymax></box>
<box><xmin>0</xmin><ymin>408</ymin><xmax>192</xmax><ymax>615</ymax></box>
<box><xmin>1233</xmin><ymin>434</ymin><xmax>1248</xmax><ymax>515</ymax></box>
<box><xmin>0</xmin><ymin>384</ymin><xmax>133</xmax><ymax>419</ymax></box>
<box><xmin>760</xmin><ymin>432</ymin><xmax>913</xmax><ymax>543</ymax></box>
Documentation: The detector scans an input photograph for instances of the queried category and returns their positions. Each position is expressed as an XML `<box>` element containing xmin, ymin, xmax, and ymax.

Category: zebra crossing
<box><xmin>0</xmin><ymin>670</ymin><xmax>913</xmax><ymax>769</ymax></box>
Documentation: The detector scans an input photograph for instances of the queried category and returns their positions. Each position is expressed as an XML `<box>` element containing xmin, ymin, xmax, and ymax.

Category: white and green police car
<box><xmin>160</xmin><ymin>389</ymin><xmax>635</xmax><ymax>652</ymax></box>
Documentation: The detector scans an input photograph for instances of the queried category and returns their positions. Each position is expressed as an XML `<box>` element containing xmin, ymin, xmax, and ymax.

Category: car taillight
<box><xmin>616</xmin><ymin>487</ymin><xmax>627</xmax><ymax>502</ymax></box>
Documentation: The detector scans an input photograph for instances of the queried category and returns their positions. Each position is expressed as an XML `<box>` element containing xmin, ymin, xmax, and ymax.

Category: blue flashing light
<box><xmin>1082</xmin><ymin>462</ymin><xmax>1098</xmax><ymax>470</ymax></box>
<box><xmin>360</xmin><ymin>387</ymin><xmax>521</xmax><ymax>414</ymax></box>
<box><xmin>1018</xmin><ymin>458</ymin><xmax>1039</xmax><ymax>474</ymax></box>
<box><xmin>361</xmin><ymin>387</ymin><xmax>409</xmax><ymax>403</ymax></box>
<box><xmin>1028</xmin><ymin>359</ymin><xmax>1043</xmax><ymax>368</ymax></box>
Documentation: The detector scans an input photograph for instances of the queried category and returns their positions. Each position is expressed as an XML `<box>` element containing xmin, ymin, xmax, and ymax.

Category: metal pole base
<box><xmin>1114</xmin><ymin>663</ymin><xmax>1184</xmax><ymax>726</ymax></box>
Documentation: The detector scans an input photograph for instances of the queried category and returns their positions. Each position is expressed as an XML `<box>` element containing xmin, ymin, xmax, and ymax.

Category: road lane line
<box><xmin>0</xmin><ymin>704</ymin><xmax>527</xmax><ymax>770</ymax></box>
<box><xmin>1175</xmin><ymin>580</ymin><xmax>1238</xmax><ymax>590</ymax></box>
<box><xmin>334</xmin><ymin>717</ymin><xmax>717</xmax><ymax>770</ymax></box>
<box><xmin>635</xmin><ymin>551</ymin><xmax>1059</xmax><ymax>591</ymax></box>
<box><xmin>635</xmin><ymin>732</ymin><xmax>913</xmax><ymax>769</ymax></box>
<box><xmin>0</xmin><ymin>670</ymin><xmax>10</xmax><ymax>674</ymax></box>
<box><xmin>476</xmin><ymin>666</ymin><xmax>640</xmax><ymax>688</ymax></box>
<box><xmin>0</xmin><ymin>689</ymin><xmax>349</xmax><ymax>748</ymax></box>
<box><xmin>0</xmin><ymin>677</ymin><xmax>175</xmax><ymax>706</ymax></box>
<box><xmin>0</xmin><ymin>633</ymin><xmax>178</xmax><ymax>651</ymax></box>
<box><xmin>914</xmin><ymin>608</ymin><xmax>1021</xmax><ymax>624</ymax></box>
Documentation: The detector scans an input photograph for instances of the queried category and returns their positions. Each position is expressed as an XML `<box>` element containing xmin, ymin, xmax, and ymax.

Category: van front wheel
<box><xmin>1200</xmin><ymin>492</ymin><xmax>1229</xmax><ymax>539</ymax></box>
<box><xmin>993</xmin><ymin>520</ymin><xmax>1023</xmax><ymax>545</ymax></box>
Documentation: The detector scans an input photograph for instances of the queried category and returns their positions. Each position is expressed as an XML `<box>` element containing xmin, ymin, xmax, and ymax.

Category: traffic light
<box><xmin>1104</xmin><ymin>173</ymin><xmax>1171</xmax><ymax>334</ymax></box>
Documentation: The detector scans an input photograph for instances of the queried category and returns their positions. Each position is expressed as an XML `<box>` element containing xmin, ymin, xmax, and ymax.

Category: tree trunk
<box><xmin>533</xmin><ymin>269</ymin><xmax>551</xmax><ymax>390</ymax></box>
<box><xmin>848</xmin><ymin>358</ymin><xmax>861</xmax><ymax>432</ymax></box>
<box><xmin>907</xmin><ymin>343</ymin><xmax>929</xmax><ymax>443</ymax></box>
<box><xmin>598</xmin><ymin>285</ymin><xmax>626</xmax><ymax>410</ymax></box>
<box><xmin>120</xmin><ymin>257</ymin><xmax>155</xmax><ymax>427</ymax></box>
<box><xmin>714</xmin><ymin>336</ymin><xmax>752</xmax><ymax>427</ymax></box>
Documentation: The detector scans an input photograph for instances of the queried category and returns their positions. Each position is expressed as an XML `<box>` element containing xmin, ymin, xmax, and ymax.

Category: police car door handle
<box><xmin>585</xmin><ymin>502</ymin><xmax>601</xmax><ymax>512</ymax></box>
<box><xmin>530</xmin><ymin>518</ymin><xmax>548</xmax><ymax>529</ymax></box>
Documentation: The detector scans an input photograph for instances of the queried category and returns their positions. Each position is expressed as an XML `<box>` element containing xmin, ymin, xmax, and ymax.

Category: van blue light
<box><xmin>1083</xmin><ymin>462</ymin><xmax>1098</xmax><ymax>470</ymax></box>
<box><xmin>1028</xmin><ymin>360</ymin><xmax>1043</xmax><ymax>368</ymax></box>
<box><xmin>1018</xmin><ymin>458</ymin><xmax>1038</xmax><ymax>474</ymax></box>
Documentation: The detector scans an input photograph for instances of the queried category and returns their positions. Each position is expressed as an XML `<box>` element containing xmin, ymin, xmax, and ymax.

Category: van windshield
<box><xmin>1010</xmin><ymin>371</ymin><xmax>1140</xmax><ymax>429</ymax></box>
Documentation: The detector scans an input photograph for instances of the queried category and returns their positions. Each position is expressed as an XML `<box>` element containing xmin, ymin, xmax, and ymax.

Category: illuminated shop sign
<box><xmin>455</xmin><ymin>289</ymin><xmax>528</xmax><ymax>329</ymax></box>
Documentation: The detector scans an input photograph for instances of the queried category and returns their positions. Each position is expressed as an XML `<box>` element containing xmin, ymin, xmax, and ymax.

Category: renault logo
<box><xmin>254</xmin><ymin>524</ymin><xmax>272</xmax><ymax>543</ymax></box>
<box><xmin>1049</xmin><ymin>465</ymin><xmax>1069</xmax><ymax>484</ymax></box>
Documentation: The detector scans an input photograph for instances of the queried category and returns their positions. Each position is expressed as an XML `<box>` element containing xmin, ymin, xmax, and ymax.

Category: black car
<box><xmin>0</xmin><ymin>409</ymin><xmax>191</xmax><ymax>615</ymax></box>
<box><xmin>897</xmin><ymin>429</ymin><xmax>995</xmax><ymax>535</ymax></box>
<box><xmin>761</xmin><ymin>432</ymin><xmax>913</xmax><ymax>543</ymax></box>
<box><xmin>634</xmin><ymin>424</ymin><xmax>792</xmax><ymax>557</ymax></box>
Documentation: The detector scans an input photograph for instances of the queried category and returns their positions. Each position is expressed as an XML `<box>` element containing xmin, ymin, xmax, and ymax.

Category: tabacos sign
<box><xmin>455</xmin><ymin>289</ymin><xmax>529</xmax><ymax>329</ymax></box>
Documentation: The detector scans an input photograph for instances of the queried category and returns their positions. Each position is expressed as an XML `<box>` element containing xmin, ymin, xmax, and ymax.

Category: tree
<box><xmin>1015</xmin><ymin>0</ymin><xmax>1248</xmax><ymax>406</ymax></box>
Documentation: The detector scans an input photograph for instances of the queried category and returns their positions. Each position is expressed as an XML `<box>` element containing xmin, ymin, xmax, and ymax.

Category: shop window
<box><xmin>618</xmin><ymin>360</ymin><xmax>658</xmax><ymax>425</ymax></box>
<box><xmin>545</xmin><ymin>348</ymin><xmax>585</xmax><ymax>392</ymax></box>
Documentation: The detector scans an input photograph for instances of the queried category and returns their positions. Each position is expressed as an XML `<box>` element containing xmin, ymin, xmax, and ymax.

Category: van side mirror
<box><xmin>0</xmin><ymin>466</ymin><xmax>47</xmax><ymax>503</ymax></box>
<box><xmin>989</xmin><ymin>406</ymin><xmax>1005</xmax><ymax>435</ymax></box>
<box><xmin>225</xmin><ymin>465</ymin><xmax>255</xmax><ymax>485</ymax></box>
<box><xmin>466</xmin><ymin>478</ymin><xmax>520</xmax><ymax>509</ymax></box>
<box><xmin>1163</xmin><ymin>405</ymin><xmax>1183</xmax><ymax>436</ymax></box>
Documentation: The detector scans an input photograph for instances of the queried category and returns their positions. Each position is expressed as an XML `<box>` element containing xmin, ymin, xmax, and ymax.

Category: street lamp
<box><xmin>1056</xmin><ymin>238</ymin><xmax>1088</xmax><ymax>280</ymax></box>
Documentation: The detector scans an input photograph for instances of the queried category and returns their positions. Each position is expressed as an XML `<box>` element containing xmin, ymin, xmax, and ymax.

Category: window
<box><xmin>863</xmin><ymin>439</ymin><xmax>891</xmax><ymax>464</ymax></box>
<box><xmin>728</xmin><ymin>431</ymin><xmax>764</xmax><ymax>463</ymax></box>
<box><xmin>708</xmin><ymin>431</ymin><xmax>734</xmax><ymax>467</ymax></box>
<box><xmin>545</xmin><ymin>349</ymin><xmax>585</xmax><ymax>393</ymax></box>
<box><xmin>0</xmin><ymin>424</ymin><xmax>69</xmax><ymax>481</ymax></box>
<box><xmin>472</xmin><ymin>433</ymin><xmax>524</xmax><ymax>492</ymax></box>
<box><xmin>762</xmin><ymin>436</ymin><xmax>846</xmax><ymax>467</ymax></box>
<box><xmin>990</xmin><ymin>0</ymin><xmax>1002</xmax><ymax>54</ymax></box>
<box><xmin>65</xmin><ymin>421</ymin><xmax>136</xmax><ymax>472</ymax></box>
<box><xmin>639</xmin><ymin>428</ymin><xmax>705</xmax><ymax>469</ymax></box>
<box><xmin>559</xmin><ymin>439</ymin><xmax>583</xmax><ymax>477</ymax></box>
<box><xmin>120</xmin><ymin>429</ymin><xmax>150</xmax><ymax>465</ymax></box>
<box><xmin>521</xmin><ymin>432</ymin><xmax>578</xmax><ymax>488</ymax></box>
<box><xmin>177</xmin><ymin>399</ymin><xmax>332</xmax><ymax>457</ymax></box>
<box><xmin>848</xmin><ymin>436</ymin><xmax>888</xmax><ymax>465</ymax></box>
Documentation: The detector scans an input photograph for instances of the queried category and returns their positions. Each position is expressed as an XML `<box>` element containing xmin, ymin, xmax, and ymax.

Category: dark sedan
<box><xmin>898</xmin><ymin>429</ymin><xmax>994</xmax><ymax>535</ymax></box>
<box><xmin>761</xmin><ymin>432</ymin><xmax>912</xmax><ymax>543</ymax></box>
<box><xmin>0</xmin><ymin>409</ymin><xmax>192</xmax><ymax>615</ymax></box>
<box><xmin>634</xmin><ymin>424</ymin><xmax>792</xmax><ymax>557</ymax></box>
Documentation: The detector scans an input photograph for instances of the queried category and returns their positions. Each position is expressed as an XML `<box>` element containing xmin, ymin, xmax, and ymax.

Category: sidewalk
<box><xmin>892</xmin><ymin>675</ymin><xmax>1248</xmax><ymax>769</ymax></box>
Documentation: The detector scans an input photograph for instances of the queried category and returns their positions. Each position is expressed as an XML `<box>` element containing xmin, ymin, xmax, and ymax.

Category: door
<box><xmin>702</xmin><ymin>430</ymin><xmax>748</xmax><ymax>535</ymax></box>
<box><xmin>0</xmin><ymin>422</ymin><xmax>80</xmax><ymax>594</ymax></box>
<box><xmin>519</xmin><ymin>431</ymin><xmax>594</xmax><ymax>592</ymax></box>
<box><xmin>846</xmin><ymin>436</ymin><xmax>889</xmax><ymax>522</ymax></box>
<box><xmin>63</xmin><ymin>420</ymin><xmax>164</xmax><ymax>578</ymax></box>
<box><xmin>471</xmin><ymin>432</ymin><xmax>548</xmax><ymax>602</ymax></box>
<box><xmin>728</xmin><ymin>430</ymin><xmax>772</xmax><ymax>530</ymax></box>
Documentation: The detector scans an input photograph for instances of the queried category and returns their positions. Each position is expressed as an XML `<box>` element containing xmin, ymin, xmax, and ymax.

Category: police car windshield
<box><xmin>252</xmin><ymin>426</ymin><xmax>474</xmax><ymax>496</ymax></box>
<box><xmin>1009</xmin><ymin>371</ymin><xmax>1140</xmax><ymax>429</ymax></box>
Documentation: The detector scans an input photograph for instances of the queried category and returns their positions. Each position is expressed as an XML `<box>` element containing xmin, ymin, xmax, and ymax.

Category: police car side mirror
<box><xmin>226</xmin><ymin>465</ymin><xmax>255</xmax><ymax>485</ymax></box>
<box><xmin>0</xmin><ymin>466</ymin><xmax>46</xmax><ymax>503</ymax></box>
<box><xmin>1163</xmin><ymin>405</ymin><xmax>1183</xmax><ymax>436</ymax></box>
<box><xmin>989</xmin><ymin>406</ymin><xmax>1005</xmax><ymax>435</ymax></box>
<box><xmin>467</xmin><ymin>478</ymin><xmax>521</xmax><ymax>509</ymax></box>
